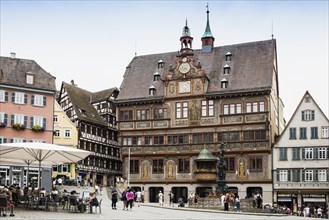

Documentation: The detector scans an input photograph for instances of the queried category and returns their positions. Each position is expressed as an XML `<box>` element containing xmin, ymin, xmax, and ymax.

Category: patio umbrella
<box><xmin>0</xmin><ymin>142</ymin><xmax>92</xmax><ymax>189</ymax></box>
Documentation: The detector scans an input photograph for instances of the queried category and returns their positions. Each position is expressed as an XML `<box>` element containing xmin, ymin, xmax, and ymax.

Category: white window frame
<box><xmin>14</xmin><ymin>92</ymin><xmax>25</xmax><ymax>104</ymax></box>
<box><xmin>33</xmin><ymin>116</ymin><xmax>44</xmax><ymax>127</ymax></box>
<box><xmin>54</xmin><ymin>129</ymin><xmax>60</xmax><ymax>138</ymax></box>
<box><xmin>13</xmin><ymin>138</ymin><xmax>24</xmax><ymax>143</ymax></box>
<box><xmin>318</xmin><ymin>170</ymin><xmax>327</xmax><ymax>182</ymax></box>
<box><xmin>0</xmin><ymin>137</ymin><xmax>6</xmax><ymax>144</ymax></box>
<box><xmin>318</xmin><ymin>147</ymin><xmax>327</xmax><ymax>159</ymax></box>
<box><xmin>26</xmin><ymin>75</ymin><xmax>34</xmax><ymax>84</ymax></box>
<box><xmin>34</xmin><ymin>95</ymin><xmax>44</xmax><ymax>106</ymax></box>
<box><xmin>62</xmin><ymin>164</ymin><xmax>68</xmax><ymax>172</ymax></box>
<box><xmin>0</xmin><ymin>90</ymin><xmax>6</xmax><ymax>102</ymax></box>
<box><xmin>279</xmin><ymin>170</ymin><xmax>288</xmax><ymax>182</ymax></box>
<box><xmin>259</xmin><ymin>101</ymin><xmax>265</xmax><ymax>112</ymax></box>
<box><xmin>305</xmin><ymin>170</ymin><xmax>313</xmax><ymax>181</ymax></box>
<box><xmin>14</xmin><ymin>114</ymin><xmax>25</xmax><ymax>124</ymax></box>
<box><xmin>223</xmin><ymin>104</ymin><xmax>229</xmax><ymax>115</ymax></box>
<box><xmin>246</xmin><ymin>103</ymin><xmax>252</xmax><ymax>113</ymax></box>
<box><xmin>64</xmin><ymin>128</ymin><xmax>71</xmax><ymax>138</ymax></box>
<box><xmin>31</xmin><ymin>139</ymin><xmax>43</xmax><ymax>143</ymax></box>
<box><xmin>252</xmin><ymin>102</ymin><xmax>258</xmax><ymax>112</ymax></box>
<box><xmin>236</xmin><ymin>103</ymin><xmax>241</xmax><ymax>114</ymax></box>
<box><xmin>0</xmin><ymin>112</ymin><xmax>5</xmax><ymax>123</ymax></box>
<box><xmin>305</xmin><ymin>148</ymin><xmax>313</xmax><ymax>159</ymax></box>
<box><xmin>322</xmin><ymin>126</ymin><xmax>329</xmax><ymax>138</ymax></box>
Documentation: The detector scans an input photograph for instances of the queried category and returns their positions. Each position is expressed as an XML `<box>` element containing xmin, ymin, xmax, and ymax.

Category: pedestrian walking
<box><xmin>136</xmin><ymin>189</ymin><xmax>142</xmax><ymax>207</ymax></box>
<box><xmin>235</xmin><ymin>195</ymin><xmax>241</xmax><ymax>212</ymax></box>
<box><xmin>168</xmin><ymin>191</ymin><xmax>174</xmax><ymax>207</ymax></box>
<box><xmin>224</xmin><ymin>193</ymin><xmax>229</xmax><ymax>211</ymax></box>
<box><xmin>121</xmin><ymin>188</ymin><xmax>127</xmax><ymax>210</ymax></box>
<box><xmin>111</xmin><ymin>188</ymin><xmax>118</xmax><ymax>210</ymax></box>
<box><xmin>158</xmin><ymin>190</ymin><xmax>164</xmax><ymax>206</ymax></box>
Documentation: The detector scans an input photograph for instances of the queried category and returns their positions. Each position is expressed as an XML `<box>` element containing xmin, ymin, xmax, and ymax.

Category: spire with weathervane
<box><xmin>179</xmin><ymin>19</ymin><xmax>194</xmax><ymax>56</ymax></box>
<box><xmin>201</xmin><ymin>4</ymin><xmax>215</xmax><ymax>53</ymax></box>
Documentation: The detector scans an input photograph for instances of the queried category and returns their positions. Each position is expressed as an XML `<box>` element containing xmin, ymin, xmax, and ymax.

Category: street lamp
<box><xmin>127</xmin><ymin>148</ymin><xmax>130</xmax><ymax>188</ymax></box>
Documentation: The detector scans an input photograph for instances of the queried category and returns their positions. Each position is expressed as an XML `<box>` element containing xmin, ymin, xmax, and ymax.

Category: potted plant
<box><xmin>11</xmin><ymin>123</ymin><xmax>26</xmax><ymax>130</ymax></box>
<box><xmin>0</xmin><ymin>122</ymin><xmax>6</xmax><ymax>128</ymax></box>
<box><xmin>32</xmin><ymin>125</ymin><xmax>45</xmax><ymax>132</ymax></box>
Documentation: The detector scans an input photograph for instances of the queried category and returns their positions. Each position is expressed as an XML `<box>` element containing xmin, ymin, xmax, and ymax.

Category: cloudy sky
<box><xmin>1</xmin><ymin>1</ymin><xmax>328</xmax><ymax>121</ymax></box>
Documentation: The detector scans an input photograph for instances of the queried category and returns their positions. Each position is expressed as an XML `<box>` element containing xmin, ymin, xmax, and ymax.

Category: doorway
<box><xmin>149</xmin><ymin>187</ymin><xmax>164</xmax><ymax>203</ymax></box>
<box><xmin>172</xmin><ymin>187</ymin><xmax>188</xmax><ymax>203</ymax></box>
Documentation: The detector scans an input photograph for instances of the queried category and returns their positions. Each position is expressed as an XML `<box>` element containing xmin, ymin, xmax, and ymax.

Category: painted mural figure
<box><xmin>143</xmin><ymin>163</ymin><xmax>148</xmax><ymax>178</ymax></box>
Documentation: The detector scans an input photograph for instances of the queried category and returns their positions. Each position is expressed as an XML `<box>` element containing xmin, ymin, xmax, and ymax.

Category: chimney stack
<box><xmin>10</xmin><ymin>52</ymin><xmax>16</xmax><ymax>59</ymax></box>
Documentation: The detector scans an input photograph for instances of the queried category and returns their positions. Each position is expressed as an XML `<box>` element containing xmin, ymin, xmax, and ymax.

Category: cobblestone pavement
<box><xmin>10</xmin><ymin>186</ymin><xmax>315</xmax><ymax>220</ymax></box>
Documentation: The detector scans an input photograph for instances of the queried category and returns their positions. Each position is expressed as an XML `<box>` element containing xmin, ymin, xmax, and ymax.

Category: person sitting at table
<box><xmin>87</xmin><ymin>192</ymin><xmax>99</xmax><ymax>213</ymax></box>
<box><xmin>0</xmin><ymin>187</ymin><xmax>15</xmax><ymax>216</ymax></box>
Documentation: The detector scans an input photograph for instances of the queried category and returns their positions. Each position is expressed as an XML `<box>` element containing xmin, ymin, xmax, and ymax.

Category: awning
<box><xmin>278</xmin><ymin>197</ymin><xmax>292</xmax><ymax>202</ymax></box>
<box><xmin>303</xmin><ymin>198</ymin><xmax>326</xmax><ymax>202</ymax></box>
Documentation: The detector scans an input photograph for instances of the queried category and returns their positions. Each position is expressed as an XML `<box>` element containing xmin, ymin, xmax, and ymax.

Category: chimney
<box><xmin>10</xmin><ymin>52</ymin><xmax>16</xmax><ymax>59</ymax></box>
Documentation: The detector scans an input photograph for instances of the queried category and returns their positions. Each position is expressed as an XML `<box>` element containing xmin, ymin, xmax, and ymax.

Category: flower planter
<box><xmin>11</xmin><ymin>123</ymin><xmax>26</xmax><ymax>130</ymax></box>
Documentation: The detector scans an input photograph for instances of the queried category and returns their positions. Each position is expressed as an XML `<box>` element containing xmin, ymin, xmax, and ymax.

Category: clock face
<box><xmin>179</xmin><ymin>62</ymin><xmax>190</xmax><ymax>74</ymax></box>
<box><xmin>179</xmin><ymin>81</ymin><xmax>191</xmax><ymax>93</ymax></box>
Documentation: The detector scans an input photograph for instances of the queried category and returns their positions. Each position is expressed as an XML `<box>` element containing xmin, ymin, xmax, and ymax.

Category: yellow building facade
<box><xmin>52</xmin><ymin>100</ymin><xmax>79</xmax><ymax>182</ymax></box>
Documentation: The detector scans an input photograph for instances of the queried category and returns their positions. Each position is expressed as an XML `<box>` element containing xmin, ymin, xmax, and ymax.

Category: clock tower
<box><xmin>179</xmin><ymin>19</ymin><xmax>194</xmax><ymax>57</ymax></box>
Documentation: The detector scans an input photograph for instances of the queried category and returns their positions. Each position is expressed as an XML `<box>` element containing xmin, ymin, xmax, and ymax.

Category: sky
<box><xmin>1</xmin><ymin>0</ymin><xmax>328</xmax><ymax>121</ymax></box>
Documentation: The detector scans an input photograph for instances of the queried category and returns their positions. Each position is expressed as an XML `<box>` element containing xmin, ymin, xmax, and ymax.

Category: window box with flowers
<box><xmin>32</xmin><ymin>125</ymin><xmax>45</xmax><ymax>132</ymax></box>
<box><xmin>0</xmin><ymin>122</ymin><xmax>7</xmax><ymax>128</ymax></box>
<box><xmin>12</xmin><ymin>123</ymin><xmax>26</xmax><ymax>130</ymax></box>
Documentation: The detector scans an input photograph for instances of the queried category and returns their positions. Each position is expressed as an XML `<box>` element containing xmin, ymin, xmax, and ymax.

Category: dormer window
<box><xmin>26</xmin><ymin>72</ymin><xmax>34</xmax><ymax>85</ymax></box>
<box><xmin>223</xmin><ymin>64</ymin><xmax>230</xmax><ymax>74</ymax></box>
<box><xmin>158</xmin><ymin>60</ymin><xmax>164</xmax><ymax>69</ymax></box>
<box><xmin>149</xmin><ymin>86</ymin><xmax>156</xmax><ymax>96</ymax></box>
<box><xmin>153</xmin><ymin>72</ymin><xmax>160</xmax><ymax>81</ymax></box>
<box><xmin>225</xmin><ymin>52</ymin><xmax>232</xmax><ymax>61</ymax></box>
<box><xmin>221</xmin><ymin>78</ymin><xmax>228</xmax><ymax>89</ymax></box>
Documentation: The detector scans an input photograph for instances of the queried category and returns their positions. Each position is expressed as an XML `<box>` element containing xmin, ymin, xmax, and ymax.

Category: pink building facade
<box><xmin>0</xmin><ymin>55</ymin><xmax>56</xmax><ymax>187</ymax></box>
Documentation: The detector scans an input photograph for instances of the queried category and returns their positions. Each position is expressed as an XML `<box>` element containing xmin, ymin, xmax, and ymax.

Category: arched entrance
<box><xmin>196</xmin><ymin>186</ymin><xmax>212</xmax><ymax>197</ymax></box>
<box><xmin>149</xmin><ymin>187</ymin><xmax>163</xmax><ymax>203</ymax></box>
<box><xmin>172</xmin><ymin>187</ymin><xmax>188</xmax><ymax>203</ymax></box>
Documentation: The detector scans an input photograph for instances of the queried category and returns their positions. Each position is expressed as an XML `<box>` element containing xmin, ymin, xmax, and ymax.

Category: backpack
<box><xmin>121</xmin><ymin>191</ymin><xmax>127</xmax><ymax>200</ymax></box>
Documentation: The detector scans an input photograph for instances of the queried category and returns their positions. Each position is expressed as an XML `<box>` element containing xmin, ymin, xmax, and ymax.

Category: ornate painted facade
<box><xmin>116</xmin><ymin>8</ymin><xmax>284</xmax><ymax>204</ymax></box>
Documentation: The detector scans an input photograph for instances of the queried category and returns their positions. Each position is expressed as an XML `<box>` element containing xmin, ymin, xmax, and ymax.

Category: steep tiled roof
<box><xmin>0</xmin><ymin>56</ymin><xmax>56</xmax><ymax>91</ymax></box>
<box><xmin>117</xmin><ymin>39</ymin><xmax>276</xmax><ymax>103</ymax></box>
<box><xmin>62</xmin><ymin>82</ymin><xmax>117</xmax><ymax>125</ymax></box>
<box><xmin>92</xmin><ymin>88</ymin><xmax>119</xmax><ymax>103</ymax></box>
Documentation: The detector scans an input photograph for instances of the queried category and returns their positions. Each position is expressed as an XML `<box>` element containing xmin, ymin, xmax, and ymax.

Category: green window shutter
<box><xmin>276</xmin><ymin>170</ymin><xmax>280</xmax><ymax>181</ymax></box>
<box><xmin>58</xmin><ymin>165</ymin><xmax>62</xmax><ymax>172</ymax></box>
<box><xmin>43</xmin><ymin>96</ymin><xmax>47</xmax><ymax>106</ymax></box>
<box><xmin>327</xmin><ymin>147</ymin><xmax>329</xmax><ymax>159</ymax></box>
<box><xmin>302</xmin><ymin>148</ymin><xmax>305</xmax><ymax>159</ymax></box>
<box><xmin>31</xmin><ymin>95</ymin><xmax>35</xmax><ymax>105</ymax></box>
<box><xmin>43</xmin><ymin>118</ymin><xmax>46</xmax><ymax>129</ymax></box>
<box><xmin>68</xmin><ymin>165</ymin><xmax>71</xmax><ymax>172</ymax></box>
<box><xmin>24</xmin><ymin>94</ymin><xmax>28</xmax><ymax>104</ymax></box>
<box><xmin>10</xmin><ymin>138</ymin><xmax>14</xmax><ymax>143</ymax></box>
<box><xmin>314</xmin><ymin>170</ymin><xmax>318</xmax><ymax>181</ymax></box>
<box><xmin>5</xmin><ymin>91</ymin><xmax>8</xmax><ymax>102</ymax></box>
<box><xmin>3</xmin><ymin>138</ymin><xmax>7</xmax><ymax>143</ymax></box>
<box><xmin>301</xmin><ymin>170</ymin><xmax>305</xmax><ymax>181</ymax></box>
<box><xmin>11</xmin><ymin>93</ymin><xmax>15</xmax><ymax>103</ymax></box>
<box><xmin>11</xmin><ymin>115</ymin><xmax>15</xmax><ymax>125</ymax></box>
<box><xmin>4</xmin><ymin>113</ymin><xmax>8</xmax><ymax>124</ymax></box>
<box><xmin>24</xmin><ymin>116</ymin><xmax>28</xmax><ymax>127</ymax></box>
<box><xmin>288</xmin><ymin>170</ymin><xmax>291</xmax><ymax>182</ymax></box>
<box><xmin>30</xmin><ymin>117</ymin><xmax>34</xmax><ymax>128</ymax></box>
